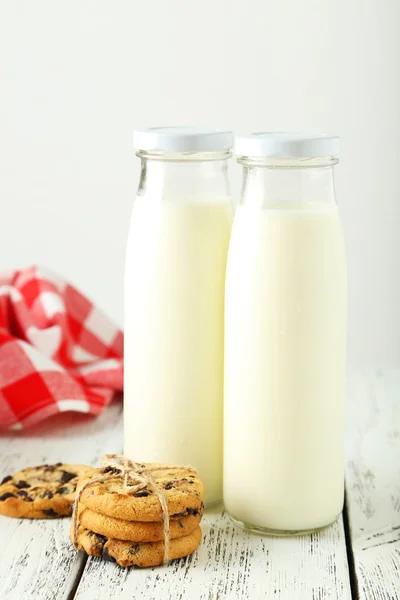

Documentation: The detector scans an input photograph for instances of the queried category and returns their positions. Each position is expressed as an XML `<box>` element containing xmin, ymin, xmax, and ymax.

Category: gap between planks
<box><xmin>343</xmin><ymin>493</ymin><xmax>360</xmax><ymax>600</ymax></box>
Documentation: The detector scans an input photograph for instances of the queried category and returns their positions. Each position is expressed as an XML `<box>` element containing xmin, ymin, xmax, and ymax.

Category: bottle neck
<box><xmin>239</xmin><ymin>158</ymin><xmax>338</xmax><ymax>209</ymax></box>
<box><xmin>137</xmin><ymin>151</ymin><xmax>232</xmax><ymax>200</ymax></box>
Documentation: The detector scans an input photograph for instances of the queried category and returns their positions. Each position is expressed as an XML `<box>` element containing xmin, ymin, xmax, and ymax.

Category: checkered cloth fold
<box><xmin>0</xmin><ymin>266</ymin><xmax>123</xmax><ymax>430</ymax></box>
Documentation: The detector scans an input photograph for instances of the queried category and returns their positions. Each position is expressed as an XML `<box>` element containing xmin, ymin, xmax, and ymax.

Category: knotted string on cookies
<box><xmin>71</xmin><ymin>454</ymin><xmax>196</xmax><ymax>565</ymax></box>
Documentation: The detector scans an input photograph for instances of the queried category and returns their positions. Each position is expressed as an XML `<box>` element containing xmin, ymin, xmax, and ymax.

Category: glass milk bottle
<box><xmin>224</xmin><ymin>133</ymin><xmax>347</xmax><ymax>533</ymax></box>
<box><xmin>125</xmin><ymin>127</ymin><xmax>233</xmax><ymax>505</ymax></box>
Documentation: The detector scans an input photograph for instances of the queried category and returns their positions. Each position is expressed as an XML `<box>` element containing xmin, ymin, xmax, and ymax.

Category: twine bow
<box><xmin>72</xmin><ymin>453</ymin><xmax>196</xmax><ymax>565</ymax></box>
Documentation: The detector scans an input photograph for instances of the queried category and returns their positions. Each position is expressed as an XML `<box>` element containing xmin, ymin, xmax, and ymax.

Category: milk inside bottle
<box><xmin>125</xmin><ymin>127</ymin><xmax>233</xmax><ymax>505</ymax></box>
<box><xmin>224</xmin><ymin>133</ymin><xmax>347</xmax><ymax>533</ymax></box>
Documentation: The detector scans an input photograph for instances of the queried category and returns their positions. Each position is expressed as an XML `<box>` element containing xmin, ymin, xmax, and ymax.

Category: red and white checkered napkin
<box><xmin>0</xmin><ymin>266</ymin><xmax>123</xmax><ymax>430</ymax></box>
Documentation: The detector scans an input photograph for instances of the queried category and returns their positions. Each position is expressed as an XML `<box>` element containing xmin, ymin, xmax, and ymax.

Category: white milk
<box><xmin>124</xmin><ymin>195</ymin><xmax>233</xmax><ymax>505</ymax></box>
<box><xmin>224</xmin><ymin>202</ymin><xmax>346</xmax><ymax>532</ymax></box>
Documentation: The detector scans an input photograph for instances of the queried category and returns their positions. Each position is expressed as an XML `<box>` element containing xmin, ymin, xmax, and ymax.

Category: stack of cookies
<box><xmin>71</xmin><ymin>462</ymin><xmax>204</xmax><ymax>568</ymax></box>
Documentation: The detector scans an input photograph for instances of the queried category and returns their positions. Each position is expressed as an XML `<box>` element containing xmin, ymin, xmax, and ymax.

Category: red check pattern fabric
<box><xmin>0</xmin><ymin>266</ymin><xmax>123</xmax><ymax>430</ymax></box>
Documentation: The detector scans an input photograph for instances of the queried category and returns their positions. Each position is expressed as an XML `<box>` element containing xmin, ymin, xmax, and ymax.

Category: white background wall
<box><xmin>0</xmin><ymin>0</ymin><xmax>399</xmax><ymax>371</ymax></box>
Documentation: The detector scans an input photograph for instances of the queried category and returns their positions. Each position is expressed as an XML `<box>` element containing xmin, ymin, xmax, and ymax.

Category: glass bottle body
<box><xmin>125</xmin><ymin>151</ymin><xmax>233</xmax><ymax>506</ymax></box>
<box><xmin>224</xmin><ymin>156</ymin><xmax>347</xmax><ymax>533</ymax></box>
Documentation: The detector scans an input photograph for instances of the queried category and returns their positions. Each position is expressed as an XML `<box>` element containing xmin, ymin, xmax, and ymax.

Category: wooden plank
<box><xmin>0</xmin><ymin>400</ymin><xmax>123</xmax><ymax>600</ymax></box>
<box><xmin>75</xmin><ymin>506</ymin><xmax>351</xmax><ymax>599</ymax></box>
<box><xmin>345</xmin><ymin>370</ymin><xmax>400</xmax><ymax>599</ymax></box>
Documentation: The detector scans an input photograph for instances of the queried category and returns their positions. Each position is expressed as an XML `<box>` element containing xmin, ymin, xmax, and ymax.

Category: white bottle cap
<box><xmin>235</xmin><ymin>132</ymin><xmax>340</xmax><ymax>159</ymax></box>
<box><xmin>133</xmin><ymin>126</ymin><xmax>233</xmax><ymax>153</ymax></box>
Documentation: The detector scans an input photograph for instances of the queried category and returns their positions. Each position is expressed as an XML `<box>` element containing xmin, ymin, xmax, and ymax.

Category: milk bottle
<box><xmin>125</xmin><ymin>127</ymin><xmax>233</xmax><ymax>505</ymax></box>
<box><xmin>224</xmin><ymin>133</ymin><xmax>346</xmax><ymax>533</ymax></box>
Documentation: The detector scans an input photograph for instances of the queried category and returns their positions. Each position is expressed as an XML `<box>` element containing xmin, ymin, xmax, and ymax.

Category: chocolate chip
<box><xmin>60</xmin><ymin>471</ymin><xmax>75</xmax><ymax>484</ymax></box>
<box><xmin>88</xmin><ymin>531</ymin><xmax>106</xmax><ymax>543</ymax></box>
<box><xmin>0</xmin><ymin>492</ymin><xmax>16</xmax><ymax>501</ymax></box>
<box><xmin>55</xmin><ymin>462</ymin><xmax>62</xmax><ymax>467</ymax></box>
<box><xmin>103</xmin><ymin>466</ymin><xmax>119</xmax><ymax>475</ymax></box>
<box><xmin>178</xmin><ymin>521</ymin><xmax>184</xmax><ymax>528</ymax></box>
<box><xmin>186</xmin><ymin>507</ymin><xmax>199</xmax><ymax>516</ymax></box>
<box><xmin>45</xmin><ymin>465</ymin><xmax>56</xmax><ymax>472</ymax></box>
<box><xmin>102</xmin><ymin>547</ymin><xmax>116</xmax><ymax>563</ymax></box>
<box><xmin>171</xmin><ymin>507</ymin><xmax>199</xmax><ymax>518</ymax></box>
<box><xmin>17</xmin><ymin>490</ymin><xmax>28</xmax><ymax>497</ymax></box>
<box><xmin>40</xmin><ymin>490</ymin><xmax>54</xmax><ymax>499</ymax></box>
<box><xmin>0</xmin><ymin>475</ymin><xmax>12</xmax><ymax>485</ymax></box>
<box><xmin>96</xmin><ymin>533</ymin><xmax>107</xmax><ymax>544</ymax></box>
<box><xmin>188</xmin><ymin>481</ymin><xmax>194</xmax><ymax>484</ymax></box>
<box><xmin>171</xmin><ymin>511</ymin><xmax>186</xmax><ymax>518</ymax></box>
<box><xmin>88</xmin><ymin>533</ymin><xmax>106</xmax><ymax>555</ymax></box>
<box><xmin>58</xmin><ymin>486</ymin><xmax>70</xmax><ymax>495</ymax></box>
<box><xmin>16</xmin><ymin>480</ymin><xmax>30</xmax><ymax>489</ymax></box>
<box><xmin>166</xmin><ymin>478</ymin><xmax>187</xmax><ymax>489</ymax></box>
<box><xmin>43</xmin><ymin>508</ymin><xmax>58</xmax><ymax>517</ymax></box>
<box><xmin>129</xmin><ymin>543</ymin><xmax>140</xmax><ymax>555</ymax></box>
<box><xmin>133</xmin><ymin>489</ymin><xmax>150</xmax><ymax>498</ymax></box>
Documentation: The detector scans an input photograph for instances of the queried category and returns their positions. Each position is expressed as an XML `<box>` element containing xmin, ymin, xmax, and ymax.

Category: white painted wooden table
<box><xmin>0</xmin><ymin>371</ymin><xmax>399</xmax><ymax>599</ymax></box>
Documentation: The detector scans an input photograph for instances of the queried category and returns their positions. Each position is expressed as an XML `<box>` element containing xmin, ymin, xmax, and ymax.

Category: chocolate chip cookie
<box><xmin>72</xmin><ymin>524</ymin><xmax>202</xmax><ymax>567</ymax></box>
<box><xmin>78</xmin><ymin>463</ymin><xmax>204</xmax><ymax>522</ymax></box>
<box><xmin>77</xmin><ymin>503</ymin><xmax>202</xmax><ymax>542</ymax></box>
<box><xmin>0</xmin><ymin>463</ymin><xmax>97</xmax><ymax>518</ymax></box>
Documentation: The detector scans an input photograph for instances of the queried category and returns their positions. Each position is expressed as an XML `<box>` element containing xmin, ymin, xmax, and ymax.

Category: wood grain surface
<box><xmin>1</xmin><ymin>370</ymin><xmax>399</xmax><ymax>599</ymax></box>
<box><xmin>345</xmin><ymin>370</ymin><xmax>400</xmax><ymax>600</ymax></box>
<box><xmin>75</xmin><ymin>506</ymin><xmax>351</xmax><ymax>600</ymax></box>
